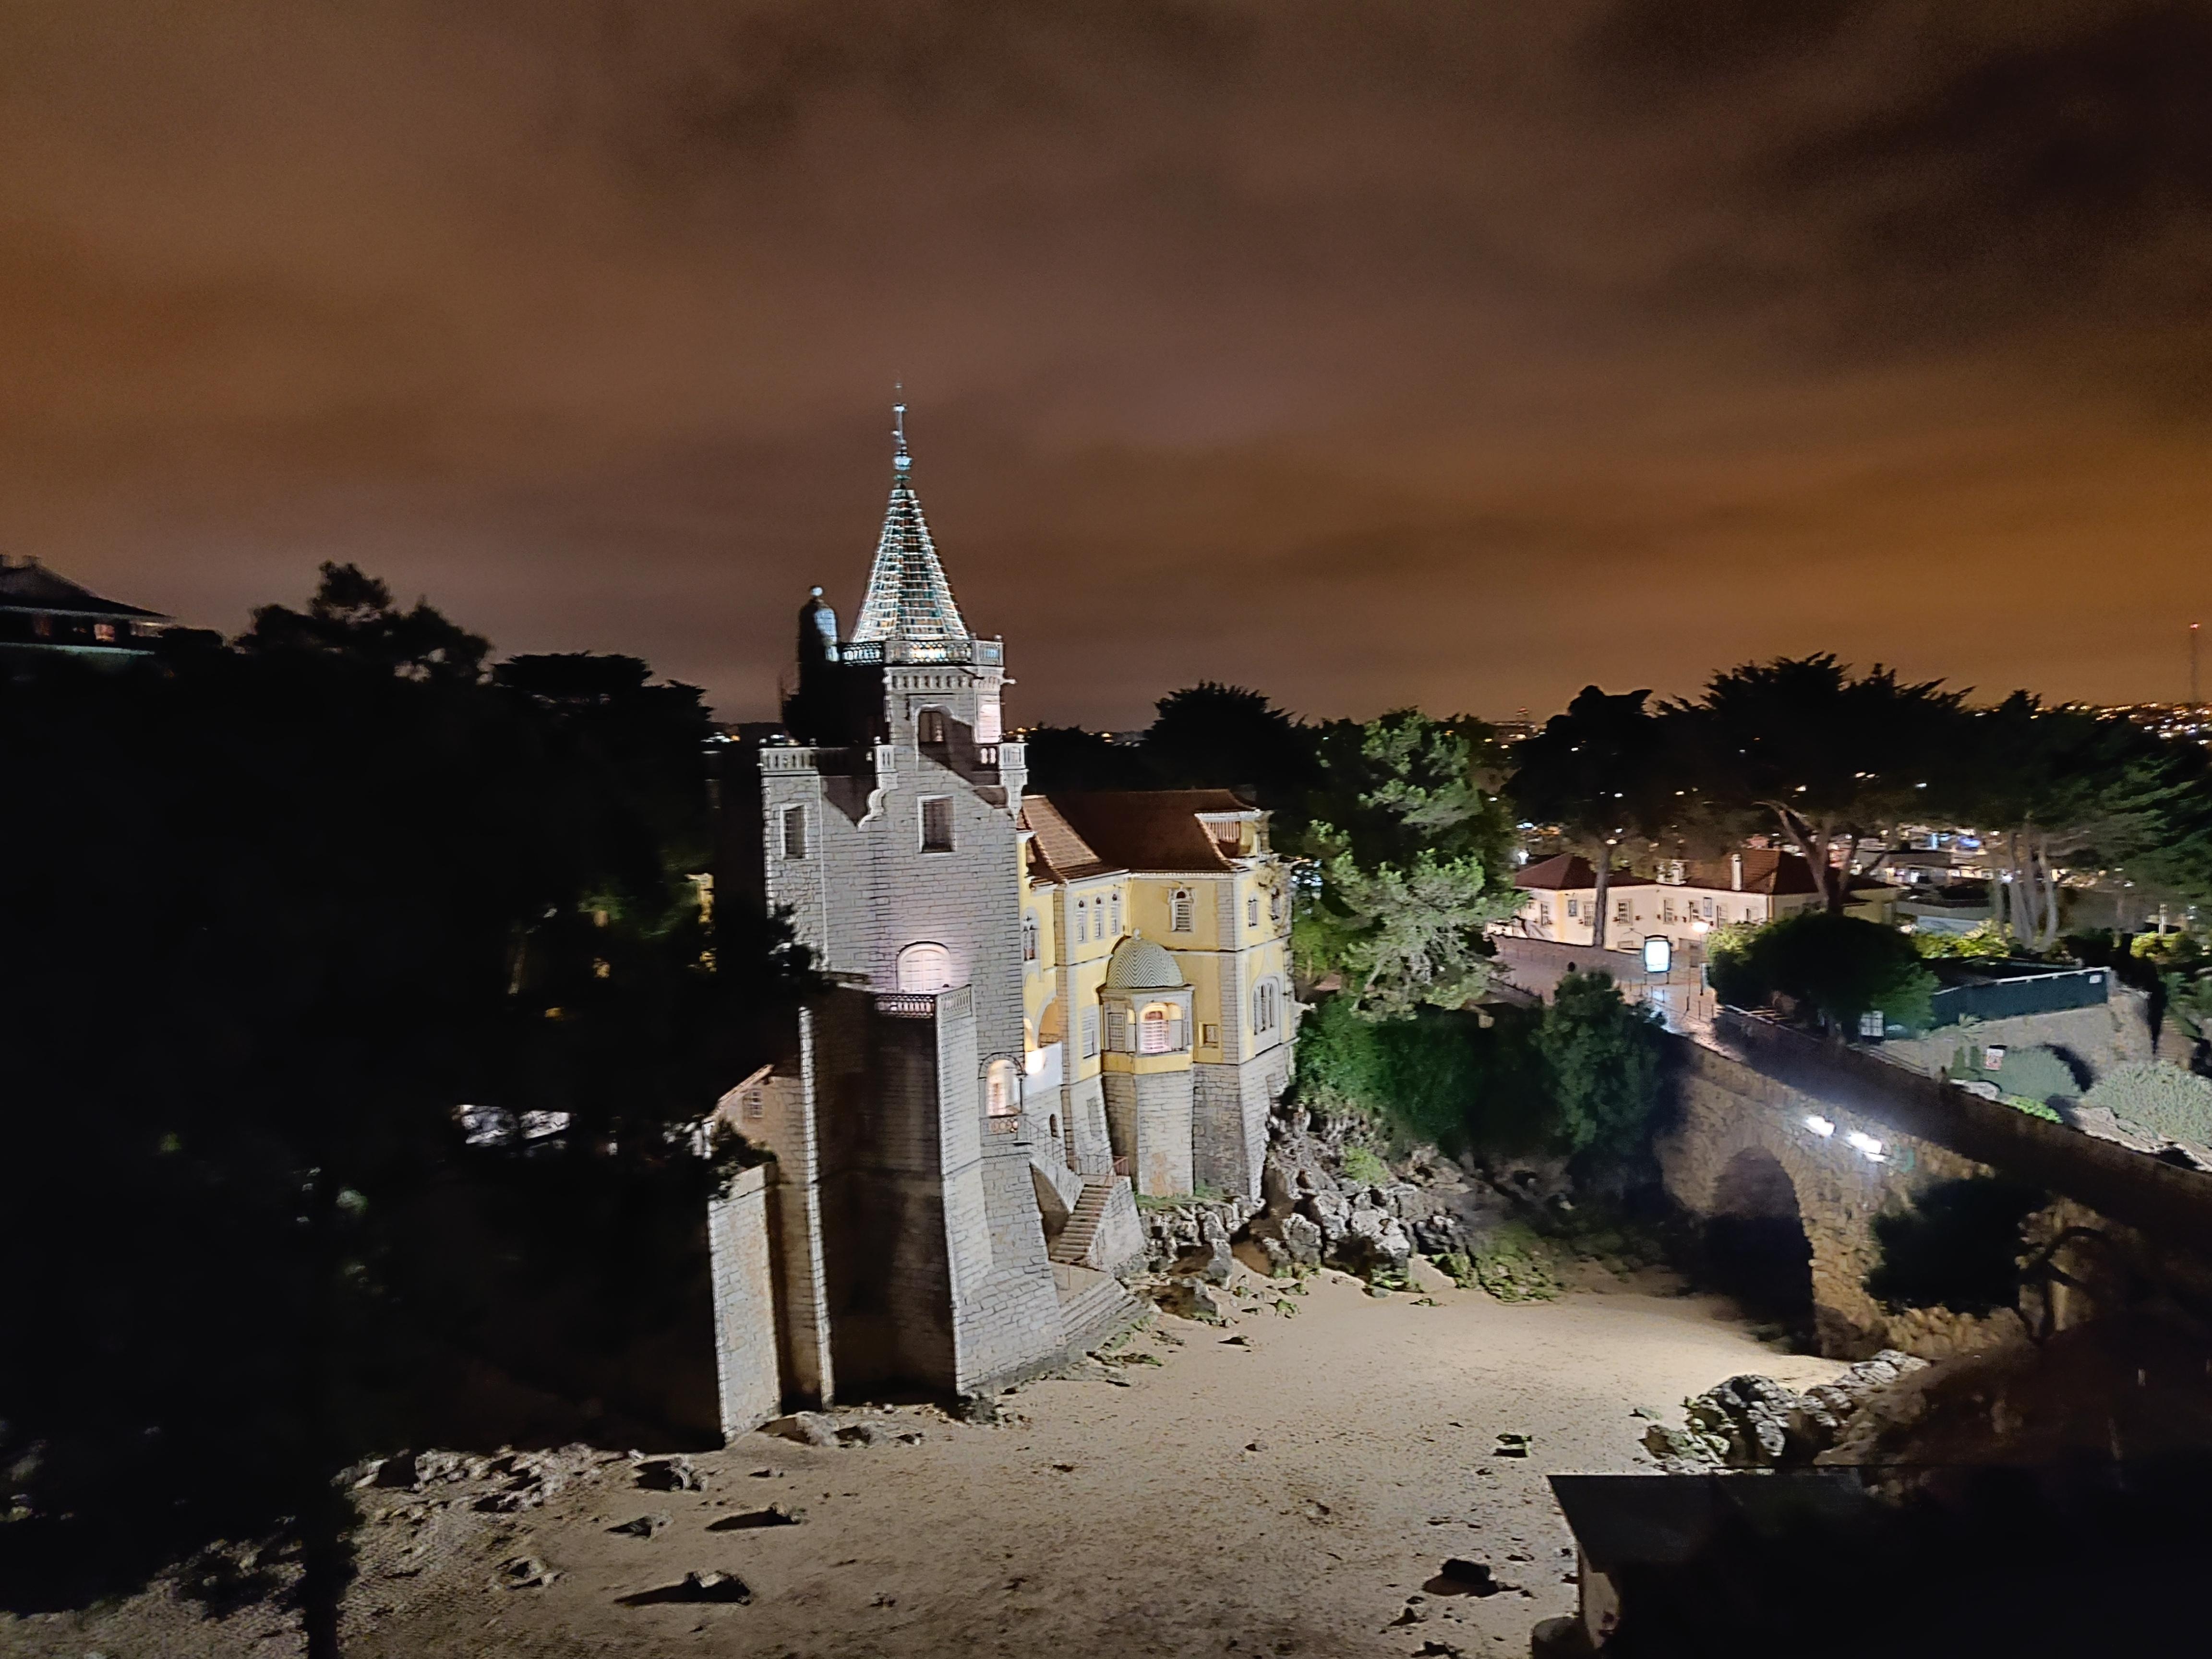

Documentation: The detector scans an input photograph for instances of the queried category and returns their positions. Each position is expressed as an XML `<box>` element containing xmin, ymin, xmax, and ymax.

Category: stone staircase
<box><xmin>1048</xmin><ymin>1178</ymin><xmax>1116</xmax><ymax>1266</ymax></box>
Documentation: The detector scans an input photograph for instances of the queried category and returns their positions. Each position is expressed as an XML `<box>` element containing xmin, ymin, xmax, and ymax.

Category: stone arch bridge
<box><xmin>1659</xmin><ymin>1014</ymin><xmax>2212</xmax><ymax>1358</ymax></box>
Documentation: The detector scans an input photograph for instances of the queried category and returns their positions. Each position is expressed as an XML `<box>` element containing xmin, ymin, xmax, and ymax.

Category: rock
<box><xmin>835</xmin><ymin>1422</ymin><xmax>885</xmax><ymax>1448</ymax></box>
<box><xmin>611</xmin><ymin>1513</ymin><xmax>671</xmax><ymax>1539</ymax></box>
<box><xmin>1152</xmin><ymin>1276</ymin><xmax>1227</xmax><ymax>1324</ymax></box>
<box><xmin>953</xmin><ymin>1394</ymin><xmax>1002</xmax><ymax>1426</ymax></box>
<box><xmin>680</xmin><ymin>1569</ymin><xmax>751</xmax><ymax>1604</ymax></box>
<box><xmin>371</xmin><ymin>1451</ymin><xmax>420</xmax><ymax>1489</ymax></box>
<box><xmin>1493</xmin><ymin>1432</ymin><xmax>1530</xmax><ymax>1458</ymax></box>
<box><xmin>762</xmin><ymin>1412</ymin><xmax>840</xmax><ymax>1448</ymax></box>
<box><xmin>710</xmin><ymin>1503</ymin><xmax>805</xmax><ymax>1530</ymax></box>
<box><xmin>1437</xmin><ymin>1558</ymin><xmax>1504</xmax><ymax>1596</ymax></box>
<box><xmin>502</xmin><ymin>1556</ymin><xmax>557</xmax><ymax>1589</ymax></box>
<box><xmin>637</xmin><ymin>1455</ymin><xmax>706</xmax><ymax>1491</ymax></box>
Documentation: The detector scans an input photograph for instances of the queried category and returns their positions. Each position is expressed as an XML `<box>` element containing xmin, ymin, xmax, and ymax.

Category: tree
<box><xmin>1142</xmin><ymin>682</ymin><xmax>1320</xmax><ymax>818</ymax></box>
<box><xmin>1539</xmin><ymin>971</ymin><xmax>1667</xmax><ymax>1164</ymax></box>
<box><xmin>0</xmin><ymin>568</ymin><xmax>808</xmax><ymax>1655</ymax></box>
<box><xmin>1677</xmin><ymin>656</ymin><xmax>1963</xmax><ymax>914</ymax></box>
<box><xmin>1707</xmin><ymin>910</ymin><xmax>1937</xmax><ymax>1034</ymax></box>
<box><xmin>1297</xmin><ymin>709</ymin><xmax>1522</xmax><ymax>1016</ymax></box>
<box><xmin>1508</xmin><ymin>686</ymin><xmax>1671</xmax><ymax>949</ymax></box>
<box><xmin>1939</xmin><ymin>694</ymin><xmax>2202</xmax><ymax>952</ymax></box>
<box><xmin>1021</xmin><ymin>723</ymin><xmax>1155</xmax><ymax>792</ymax></box>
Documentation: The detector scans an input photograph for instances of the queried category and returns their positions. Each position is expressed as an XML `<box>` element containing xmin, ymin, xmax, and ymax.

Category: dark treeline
<box><xmin>0</xmin><ymin>567</ymin><xmax>811</xmax><ymax>1655</ymax></box>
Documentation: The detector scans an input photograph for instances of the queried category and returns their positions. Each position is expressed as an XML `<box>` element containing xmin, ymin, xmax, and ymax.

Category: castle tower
<box><xmin>725</xmin><ymin>403</ymin><xmax>1079</xmax><ymax>1404</ymax></box>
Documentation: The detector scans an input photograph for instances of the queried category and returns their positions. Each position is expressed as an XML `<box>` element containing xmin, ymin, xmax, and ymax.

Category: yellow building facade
<box><xmin>1016</xmin><ymin>790</ymin><xmax>1295</xmax><ymax>1200</ymax></box>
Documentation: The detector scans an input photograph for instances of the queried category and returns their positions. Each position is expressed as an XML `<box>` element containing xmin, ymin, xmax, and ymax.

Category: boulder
<box><xmin>762</xmin><ymin>1412</ymin><xmax>840</xmax><ymax>1449</ymax></box>
<box><xmin>636</xmin><ymin>1455</ymin><xmax>706</xmax><ymax>1491</ymax></box>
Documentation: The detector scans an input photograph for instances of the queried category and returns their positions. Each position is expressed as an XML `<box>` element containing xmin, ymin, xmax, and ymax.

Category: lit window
<box><xmin>1022</xmin><ymin>913</ymin><xmax>1039</xmax><ymax>962</ymax></box>
<box><xmin>920</xmin><ymin>796</ymin><xmax>954</xmax><ymax>852</ymax></box>
<box><xmin>1139</xmin><ymin>1007</ymin><xmax>1172</xmax><ymax>1054</ymax></box>
<box><xmin>781</xmin><ymin>804</ymin><xmax>807</xmax><ymax>860</ymax></box>
<box><xmin>1170</xmin><ymin>888</ymin><xmax>1194</xmax><ymax>933</ymax></box>
<box><xmin>896</xmin><ymin>941</ymin><xmax>953</xmax><ymax>992</ymax></box>
<box><xmin>985</xmin><ymin>1057</ymin><xmax>1021</xmax><ymax>1117</ymax></box>
<box><xmin>93</xmin><ymin>622</ymin><xmax>116</xmax><ymax>643</ymax></box>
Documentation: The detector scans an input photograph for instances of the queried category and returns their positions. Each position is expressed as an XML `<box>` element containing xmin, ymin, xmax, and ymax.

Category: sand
<box><xmin>2</xmin><ymin>1271</ymin><xmax>1843</xmax><ymax>1659</ymax></box>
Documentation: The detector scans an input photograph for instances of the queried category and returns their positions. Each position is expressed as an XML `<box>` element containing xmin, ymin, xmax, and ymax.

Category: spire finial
<box><xmin>892</xmin><ymin>383</ymin><xmax>910</xmax><ymax>473</ymax></box>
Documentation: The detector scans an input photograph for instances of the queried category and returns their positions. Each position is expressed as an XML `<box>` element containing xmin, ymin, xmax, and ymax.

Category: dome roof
<box><xmin>1105</xmin><ymin>933</ymin><xmax>1186</xmax><ymax>990</ymax></box>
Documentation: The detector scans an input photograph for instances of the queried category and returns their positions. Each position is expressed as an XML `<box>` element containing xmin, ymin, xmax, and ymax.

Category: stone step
<box><xmin>1047</xmin><ymin>1178</ymin><xmax>1117</xmax><ymax>1265</ymax></box>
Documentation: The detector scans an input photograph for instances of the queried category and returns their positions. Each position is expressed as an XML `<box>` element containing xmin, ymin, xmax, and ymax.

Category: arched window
<box><xmin>896</xmin><ymin>941</ymin><xmax>954</xmax><ymax>992</ymax></box>
<box><xmin>1254</xmin><ymin>979</ymin><xmax>1279</xmax><ymax>1034</ymax></box>
<box><xmin>1169</xmin><ymin>888</ymin><xmax>1194</xmax><ymax>933</ymax></box>
<box><xmin>1022</xmin><ymin>913</ymin><xmax>1039</xmax><ymax>962</ymax></box>
<box><xmin>916</xmin><ymin>708</ymin><xmax>947</xmax><ymax>745</ymax></box>
<box><xmin>985</xmin><ymin>1056</ymin><xmax>1021</xmax><ymax>1117</ymax></box>
<box><xmin>1139</xmin><ymin>1004</ymin><xmax>1185</xmax><ymax>1054</ymax></box>
<box><xmin>1108</xmin><ymin>892</ymin><xmax>1122</xmax><ymax>938</ymax></box>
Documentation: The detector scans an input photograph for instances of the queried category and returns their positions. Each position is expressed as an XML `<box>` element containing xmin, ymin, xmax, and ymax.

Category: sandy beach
<box><xmin>6</xmin><ymin>1269</ymin><xmax>1842</xmax><ymax>1659</ymax></box>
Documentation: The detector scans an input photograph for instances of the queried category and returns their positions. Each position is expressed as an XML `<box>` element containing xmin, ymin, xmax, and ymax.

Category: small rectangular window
<box><xmin>1170</xmin><ymin>888</ymin><xmax>1193</xmax><ymax>933</ymax></box>
<box><xmin>1109</xmin><ymin>893</ymin><xmax>1122</xmax><ymax>937</ymax></box>
<box><xmin>1566</xmin><ymin>898</ymin><xmax>1579</xmax><ymax>919</ymax></box>
<box><xmin>1022</xmin><ymin>914</ymin><xmax>1039</xmax><ymax>962</ymax></box>
<box><xmin>1075</xmin><ymin>899</ymin><xmax>1088</xmax><ymax>944</ymax></box>
<box><xmin>916</xmin><ymin>708</ymin><xmax>947</xmax><ymax>745</ymax></box>
<box><xmin>1247</xmin><ymin>895</ymin><xmax>1259</xmax><ymax>927</ymax></box>
<box><xmin>1201</xmin><ymin>1022</ymin><xmax>1219</xmax><ymax>1047</ymax></box>
<box><xmin>781</xmin><ymin>804</ymin><xmax>807</xmax><ymax>860</ymax></box>
<box><xmin>1615</xmin><ymin>900</ymin><xmax>1630</xmax><ymax>922</ymax></box>
<box><xmin>920</xmin><ymin>796</ymin><xmax>953</xmax><ymax>852</ymax></box>
<box><xmin>1080</xmin><ymin>1009</ymin><xmax>1099</xmax><ymax>1058</ymax></box>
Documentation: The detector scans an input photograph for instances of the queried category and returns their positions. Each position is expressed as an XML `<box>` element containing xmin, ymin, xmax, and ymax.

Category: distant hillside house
<box><xmin>1507</xmin><ymin>848</ymin><xmax>1899</xmax><ymax>951</ymax></box>
<box><xmin>0</xmin><ymin>556</ymin><xmax>171</xmax><ymax>671</ymax></box>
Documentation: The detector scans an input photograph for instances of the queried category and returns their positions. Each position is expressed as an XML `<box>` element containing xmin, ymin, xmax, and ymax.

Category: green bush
<box><xmin>1912</xmin><ymin>922</ymin><xmax>2011</xmax><ymax>960</ymax></box>
<box><xmin>1540</xmin><ymin>971</ymin><xmax>1666</xmax><ymax>1163</ymax></box>
<box><xmin>1292</xmin><ymin>995</ymin><xmax>1551</xmax><ymax>1159</ymax></box>
<box><xmin>1708</xmin><ymin>910</ymin><xmax>1936</xmax><ymax>1034</ymax></box>
<box><xmin>2082</xmin><ymin>1062</ymin><xmax>2212</xmax><ymax>1144</ymax></box>
<box><xmin>1865</xmin><ymin>1177</ymin><xmax>2045</xmax><ymax>1315</ymax></box>
<box><xmin>1338</xmin><ymin>1145</ymin><xmax>1390</xmax><ymax>1186</ymax></box>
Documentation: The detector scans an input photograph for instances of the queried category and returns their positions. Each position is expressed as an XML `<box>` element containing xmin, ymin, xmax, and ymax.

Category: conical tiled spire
<box><xmin>850</xmin><ymin>400</ymin><xmax>968</xmax><ymax>651</ymax></box>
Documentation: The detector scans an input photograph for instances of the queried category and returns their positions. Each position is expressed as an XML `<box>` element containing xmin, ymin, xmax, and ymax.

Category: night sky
<box><xmin>6</xmin><ymin>1</ymin><xmax>2211</xmax><ymax>725</ymax></box>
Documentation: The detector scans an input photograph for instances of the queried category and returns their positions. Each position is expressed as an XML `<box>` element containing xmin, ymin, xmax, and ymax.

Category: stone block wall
<box><xmin>706</xmin><ymin>1164</ymin><xmax>781</xmax><ymax>1440</ymax></box>
<box><xmin>1194</xmin><ymin>1053</ymin><xmax>1287</xmax><ymax>1201</ymax></box>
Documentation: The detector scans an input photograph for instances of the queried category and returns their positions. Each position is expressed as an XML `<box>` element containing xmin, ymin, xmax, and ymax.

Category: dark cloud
<box><xmin>0</xmin><ymin>1</ymin><xmax>2207</xmax><ymax>726</ymax></box>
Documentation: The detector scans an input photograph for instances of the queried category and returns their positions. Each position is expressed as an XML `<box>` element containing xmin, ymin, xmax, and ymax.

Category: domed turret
<box><xmin>798</xmin><ymin>584</ymin><xmax>839</xmax><ymax>667</ymax></box>
<box><xmin>1105</xmin><ymin>931</ymin><xmax>1186</xmax><ymax>991</ymax></box>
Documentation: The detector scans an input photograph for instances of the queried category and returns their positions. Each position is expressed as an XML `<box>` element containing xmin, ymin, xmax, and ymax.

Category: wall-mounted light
<box><xmin>1804</xmin><ymin>1115</ymin><xmax>1835</xmax><ymax>1138</ymax></box>
<box><xmin>1844</xmin><ymin>1130</ymin><xmax>1886</xmax><ymax>1162</ymax></box>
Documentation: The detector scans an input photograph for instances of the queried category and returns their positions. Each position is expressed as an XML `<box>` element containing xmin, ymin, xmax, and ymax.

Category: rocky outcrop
<box><xmin>1641</xmin><ymin>1351</ymin><xmax>1930</xmax><ymax>1470</ymax></box>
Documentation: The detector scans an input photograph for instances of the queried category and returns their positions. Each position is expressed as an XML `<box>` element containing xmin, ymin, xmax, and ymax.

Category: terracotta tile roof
<box><xmin>1513</xmin><ymin>853</ymin><xmax>1654</xmax><ymax>891</ymax></box>
<box><xmin>1679</xmin><ymin>850</ymin><xmax>1900</xmax><ymax>896</ymax></box>
<box><xmin>1018</xmin><ymin>796</ymin><xmax>1118</xmax><ymax>882</ymax></box>
<box><xmin>1032</xmin><ymin>790</ymin><xmax>1250</xmax><ymax>874</ymax></box>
